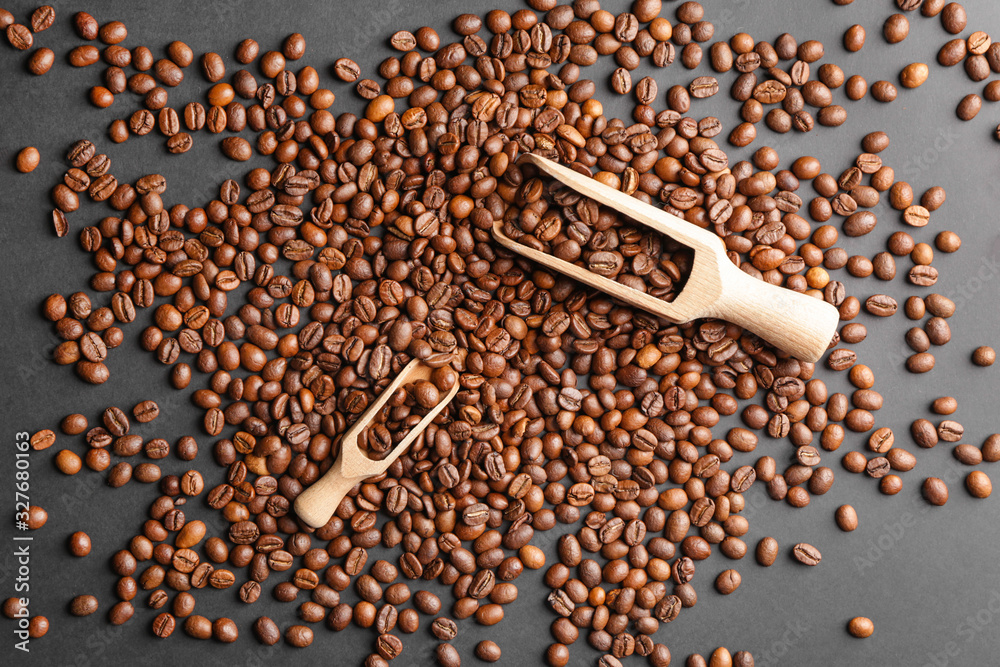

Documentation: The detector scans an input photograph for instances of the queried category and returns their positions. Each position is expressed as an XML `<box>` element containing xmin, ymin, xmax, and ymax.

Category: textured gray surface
<box><xmin>1</xmin><ymin>0</ymin><xmax>999</xmax><ymax>665</ymax></box>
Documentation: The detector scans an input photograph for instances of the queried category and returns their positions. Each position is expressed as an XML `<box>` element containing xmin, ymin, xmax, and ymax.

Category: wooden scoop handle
<box><xmin>294</xmin><ymin>469</ymin><xmax>364</xmax><ymax>530</ymax></box>
<box><xmin>709</xmin><ymin>261</ymin><xmax>840</xmax><ymax>363</ymax></box>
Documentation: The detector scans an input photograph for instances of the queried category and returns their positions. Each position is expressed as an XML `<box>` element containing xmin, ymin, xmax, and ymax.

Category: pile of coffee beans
<box><xmin>7</xmin><ymin>0</ymin><xmax>1000</xmax><ymax>665</ymax></box>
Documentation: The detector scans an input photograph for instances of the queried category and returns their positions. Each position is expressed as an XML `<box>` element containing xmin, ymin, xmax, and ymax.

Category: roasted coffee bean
<box><xmin>973</xmin><ymin>346</ymin><xmax>996</xmax><ymax>366</ymax></box>
<box><xmin>222</xmin><ymin>137</ymin><xmax>252</xmax><ymax>161</ymax></box>
<box><xmin>848</xmin><ymin>617</ymin><xmax>874</xmax><ymax>638</ymax></box>
<box><xmin>70</xmin><ymin>594</ymin><xmax>99</xmax><ymax>616</ymax></box>
<box><xmin>957</xmin><ymin>94</ymin><xmax>981</xmax><ymax>121</ymax></box>
<box><xmin>430</xmin><ymin>618</ymin><xmax>458</xmax><ymax>642</ymax></box>
<box><xmin>835</xmin><ymin>505</ymin><xmax>858</xmax><ymax>531</ymax></box>
<box><xmin>922</xmin><ymin>477</ymin><xmax>949</xmax><ymax>505</ymax></box>
<box><xmin>436</xmin><ymin>643</ymin><xmax>461</xmax><ymax>667</ymax></box>
<box><xmin>900</xmin><ymin>62</ymin><xmax>928</xmax><ymax>88</ymax></box>
<box><xmin>213</xmin><ymin>617</ymin><xmax>238</xmax><ymax>642</ymax></box>
<box><xmin>253</xmin><ymin>616</ymin><xmax>281</xmax><ymax>645</ymax></box>
<box><xmin>967</xmin><ymin>471</ymin><xmax>992</xmax><ymax>499</ymax></box>
<box><xmin>844</xmin><ymin>25</ymin><xmax>865</xmax><ymax>52</ymax></box>
<box><xmin>715</xmin><ymin>569</ymin><xmax>742</xmax><ymax>594</ymax></box>
<box><xmin>476</xmin><ymin>640</ymin><xmax>502</xmax><ymax>662</ymax></box>
<box><xmin>755</xmin><ymin>537</ymin><xmax>778</xmax><ymax>566</ymax></box>
<box><xmin>286</xmin><ymin>625</ymin><xmax>314</xmax><ymax>648</ymax></box>
<box><xmin>133</xmin><ymin>400</ymin><xmax>160</xmax><ymax>423</ymax></box>
<box><xmin>791</xmin><ymin>543</ymin><xmax>821</xmax><ymax>566</ymax></box>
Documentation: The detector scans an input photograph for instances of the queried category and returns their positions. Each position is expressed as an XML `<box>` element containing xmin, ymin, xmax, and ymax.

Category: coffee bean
<box><xmin>55</xmin><ymin>449</ymin><xmax>82</xmax><ymax>475</ymax></box>
<box><xmin>7</xmin><ymin>23</ymin><xmax>32</xmax><ymax>50</ymax></box>
<box><xmin>844</xmin><ymin>25</ymin><xmax>865</xmax><ymax>52</ymax></box>
<box><xmin>957</xmin><ymin>94</ymin><xmax>981</xmax><ymax>120</ymax></box>
<box><xmin>922</xmin><ymin>477</ymin><xmax>949</xmax><ymax>505</ymax></box>
<box><xmin>865</xmin><ymin>295</ymin><xmax>897</xmax><ymax>317</ymax></box>
<box><xmin>109</xmin><ymin>601</ymin><xmax>134</xmax><ymax>625</ymax></box>
<box><xmin>73</xmin><ymin>11</ymin><xmax>97</xmax><ymax>39</ymax></box>
<box><xmin>98</xmin><ymin>21</ymin><xmax>126</xmax><ymax>45</ymax></box>
<box><xmin>102</xmin><ymin>407</ymin><xmax>130</xmax><ymax>436</ymax></box>
<box><xmin>938</xmin><ymin>38</ymin><xmax>967</xmax><ymax>67</ymax></box>
<box><xmin>70</xmin><ymin>594</ymin><xmax>98</xmax><ymax>616</ymax></box>
<box><xmin>871</xmin><ymin>80</ymin><xmax>897</xmax><ymax>102</ymax></box>
<box><xmin>883</xmin><ymin>14</ymin><xmax>909</xmax><ymax>43</ymax></box>
<box><xmin>966</xmin><ymin>55</ymin><xmax>990</xmax><ymax>81</ymax></box>
<box><xmin>431</xmin><ymin>616</ymin><xmax>458</xmax><ymax>641</ymax></box>
<box><xmin>335</xmin><ymin>58</ymin><xmax>361</xmax><ymax>82</ymax></box>
<box><xmin>845</xmin><ymin>75</ymin><xmax>867</xmax><ymax>100</ymax></box>
<box><xmin>436</xmin><ymin>643</ymin><xmax>461</xmax><ymax>667</ymax></box>
<box><xmin>252</xmin><ymin>616</ymin><xmax>280</xmax><ymax>645</ymax></box>
<box><xmin>972</xmin><ymin>346</ymin><xmax>996</xmax><ymax>366</ymax></box>
<box><xmin>941</xmin><ymin>2</ymin><xmax>967</xmax><ymax>33</ymax></box>
<box><xmin>791</xmin><ymin>543</ymin><xmax>822</xmax><ymax>566</ymax></box>
<box><xmin>476</xmin><ymin>640</ymin><xmax>502</xmax><ymax>662</ymax></box>
<box><xmin>756</xmin><ymin>537</ymin><xmax>779</xmax><ymax>566</ymax></box>
<box><xmin>178</xmin><ymin>614</ymin><xmax>210</xmax><ymax>640</ymax></box>
<box><xmin>835</xmin><ymin>505</ymin><xmax>858</xmax><ymax>531</ymax></box>
<box><xmin>954</xmin><ymin>444</ymin><xmax>983</xmax><ymax>466</ymax></box>
<box><xmin>213</xmin><ymin>617</ymin><xmax>238</xmax><ymax>642</ymax></box>
<box><xmin>690</xmin><ymin>75</ymin><xmax>719</xmax><ymax>98</ymax></box>
<box><xmin>133</xmin><ymin>400</ymin><xmax>160</xmax><ymax>423</ymax></box>
<box><xmin>26</xmin><ymin>47</ymin><xmax>55</xmax><ymax>75</ymax></box>
<box><xmin>715</xmin><ymin>569</ymin><xmax>742</xmax><ymax>594</ymax></box>
<box><xmin>966</xmin><ymin>471</ymin><xmax>992</xmax><ymax>499</ymax></box>
<box><xmin>107</xmin><ymin>461</ymin><xmax>132</xmax><ymax>487</ymax></box>
<box><xmin>221</xmin><ymin>137</ymin><xmax>252</xmax><ymax>161</ymax></box>
<box><xmin>286</xmin><ymin>624</ymin><xmax>314</xmax><ymax>648</ymax></box>
<box><xmin>906</xmin><ymin>353</ymin><xmax>935</xmax><ymax>374</ymax></box>
<box><xmin>899</xmin><ymin>62</ymin><xmax>928</xmax><ymax>88</ymax></box>
<box><xmin>848</xmin><ymin>616</ymin><xmax>874</xmax><ymax>638</ymax></box>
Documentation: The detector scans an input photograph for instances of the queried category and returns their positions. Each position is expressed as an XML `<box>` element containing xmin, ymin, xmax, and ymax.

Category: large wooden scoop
<box><xmin>492</xmin><ymin>153</ymin><xmax>839</xmax><ymax>363</ymax></box>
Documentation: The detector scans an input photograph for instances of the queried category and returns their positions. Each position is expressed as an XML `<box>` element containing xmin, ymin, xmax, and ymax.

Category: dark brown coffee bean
<box><xmin>7</xmin><ymin>23</ymin><xmax>33</xmax><ymax>50</ymax></box>
<box><xmin>70</xmin><ymin>595</ymin><xmax>98</xmax><ymax>616</ymax></box>
<box><xmin>436</xmin><ymin>643</ymin><xmax>461</xmax><ymax>667</ymax></box>
<box><xmin>253</xmin><ymin>616</ymin><xmax>280</xmax><ymax>645</ymax></box>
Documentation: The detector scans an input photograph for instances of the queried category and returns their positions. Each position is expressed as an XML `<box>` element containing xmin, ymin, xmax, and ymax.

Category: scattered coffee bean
<box><xmin>848</xmin><ymin>616</ymin><xmax>874</xmax><ymax>638</ymax></box>
<box><xmin>972</xmin><ymin>346</ymin><xmax>996</xmax><ymax>367</ymax></box>
<box><xmin>792</xmin><ymin>543</ymin><xmax>821</xmax><ymax>566</ymax></box>
<box><xmin>922</xmin><ymin>477</ymin><xmax>949</xmax><ymax>505</ymax></box>
<box><xmin>70</xmin><ymin>594</ymin><xmax>98</xmax><ymax>616</ymax></box>
<box><xmin>966</xmin><ymin>471</ymin><xmax>992</xmax><ymax>499</ymax></box>
<box><xmin>835</xmin><ymin>505</ymin><xmax>858</xmax><ymax>532</ymax></box>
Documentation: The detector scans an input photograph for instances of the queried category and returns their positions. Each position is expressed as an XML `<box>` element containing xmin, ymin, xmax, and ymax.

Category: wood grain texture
<box><xmin>497</xmin><ymin>154</ymin><xmax>839</xmax><ymax>363</ymax></box>
<box><xmin>294</xmin><ymin>358</ymin><xmax>460</xmax><ymax>529</ymax></box>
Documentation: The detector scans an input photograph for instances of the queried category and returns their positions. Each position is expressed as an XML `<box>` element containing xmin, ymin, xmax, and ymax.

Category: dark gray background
<box><xmin>1</xmin><ymin>0</ymin><xmax>999</xmax><ymax>665</ymax></box>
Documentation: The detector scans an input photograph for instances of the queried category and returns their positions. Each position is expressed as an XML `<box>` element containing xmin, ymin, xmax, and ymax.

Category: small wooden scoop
<box><xmin>294</xmin><ymin>358</ymin><xmax>459</xmax><ymax>529</ymax></box>
<box><xmin>492</xmin><ymin>153</ymin><xmax>839</xmax><ymax>363</ymax></box>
